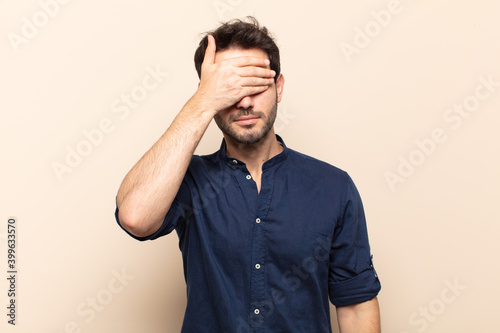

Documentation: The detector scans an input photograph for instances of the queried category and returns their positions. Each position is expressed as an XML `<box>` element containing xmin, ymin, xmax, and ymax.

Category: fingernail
<box><xmin>265</xmin><ymin>59</ymin><xmax>270</xmax><ymax>65</ymax></box>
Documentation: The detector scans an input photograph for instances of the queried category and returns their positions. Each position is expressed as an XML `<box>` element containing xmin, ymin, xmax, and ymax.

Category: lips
<box><xmin>234</xmin><ymin>116</ymin><xmax>259</xmax><ymax>126</ymax></box>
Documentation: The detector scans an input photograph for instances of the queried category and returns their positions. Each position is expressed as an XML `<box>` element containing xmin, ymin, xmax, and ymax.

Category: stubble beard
<box><xmin>214</xmin><ymin>98</ymin><xmax>278</xmax><ymax>145</ymax></box>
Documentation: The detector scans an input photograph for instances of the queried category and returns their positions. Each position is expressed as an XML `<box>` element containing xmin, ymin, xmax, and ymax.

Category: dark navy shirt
<box><xmin>116</xmin><ymin>135</ymin><xmax>381</xmax><ymax>333</ymax></box>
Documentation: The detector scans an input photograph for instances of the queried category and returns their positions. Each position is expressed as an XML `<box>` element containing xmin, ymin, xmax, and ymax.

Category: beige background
<box><xmin>1</xmin><ymin>0</ymin><xmax>499</xmax><ymax>332</ymax></box>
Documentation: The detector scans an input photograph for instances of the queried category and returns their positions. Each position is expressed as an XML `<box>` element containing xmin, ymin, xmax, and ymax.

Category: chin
<box><xmin>228</xmin><ymin>127</ymin><xmax>270</xmax><ymax>145</ymax></box>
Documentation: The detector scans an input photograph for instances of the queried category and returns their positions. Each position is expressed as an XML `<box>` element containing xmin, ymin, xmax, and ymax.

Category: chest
<box><xmin>186</xmin><ymin>168</ymin><xmax>342</xmax><ymax>265</ymax></box>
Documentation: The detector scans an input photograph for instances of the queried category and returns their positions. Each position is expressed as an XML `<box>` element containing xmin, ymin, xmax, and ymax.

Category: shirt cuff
<box><xmin>329</xmin><ymin>268</ymin><xmax>381</xmax><ymax>307</ymax></box>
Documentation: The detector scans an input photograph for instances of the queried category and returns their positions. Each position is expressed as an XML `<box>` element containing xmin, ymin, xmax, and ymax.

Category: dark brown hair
<box><xmin>194</xmin><ymin>17</ymin><xmax>280</xmax><ymax>82</ymax></box>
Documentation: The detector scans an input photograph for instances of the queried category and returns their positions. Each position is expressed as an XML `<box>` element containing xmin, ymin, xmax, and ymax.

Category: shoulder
<box><xmin>189</xmin><ymin>151</ymin><xmax>219</xmax><ymax>168</ymax></box>
<box><xmin>183</xmin><ymin>151</ymin><xmax>222</xmax><ymax>181</ymax></box>
<box><xmin>283</xmin><ymin>147</ymin><xmax>358</xmax><ymax>210</ymax></box>
<box><xmin>286</xmin><ymin>148</ymin><xmax>349</xmax><ymax>183</ymax></box>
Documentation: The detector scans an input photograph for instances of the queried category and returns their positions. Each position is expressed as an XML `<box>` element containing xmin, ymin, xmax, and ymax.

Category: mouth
<box><xmin>233</xmin><ymin>116</ymin><xmax>259</xmax><ymax>126</ymax></box>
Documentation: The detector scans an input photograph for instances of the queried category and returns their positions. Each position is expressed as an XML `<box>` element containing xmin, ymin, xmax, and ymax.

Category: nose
<box><xmin>236</xmin><ymin>95</ymin><xmax>253</xmax><ymax>110</ymax></box>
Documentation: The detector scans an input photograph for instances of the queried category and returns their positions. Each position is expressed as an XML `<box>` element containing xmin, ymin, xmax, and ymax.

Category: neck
<box><xmin>224</xmin><ymin>129</ymin><xmax>283</xmax><ymax>175</ymax></box>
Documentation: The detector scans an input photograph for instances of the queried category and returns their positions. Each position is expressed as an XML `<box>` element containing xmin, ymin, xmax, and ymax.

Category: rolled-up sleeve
<box><xmin>328</xmin><ymin>174</ymin><xmax>381</xmax><ymax>306</ymax></box>
<box><xmin>115</xmin><ymin>177</ymin><xmax>193</xmax><ymax>241</ymax></box>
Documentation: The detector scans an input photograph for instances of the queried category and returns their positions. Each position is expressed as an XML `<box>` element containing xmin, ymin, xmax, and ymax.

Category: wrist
<box><xmin>181</xmin><ymin>94</ymin><xmax>218</xmax><ymax>125</ymax></box>
<box><xmin>189</xmin><ymin>92</ymin><xmax>219</xmax><ymax>117</ymax></box>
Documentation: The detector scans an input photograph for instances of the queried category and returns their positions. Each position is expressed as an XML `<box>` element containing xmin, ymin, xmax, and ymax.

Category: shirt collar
<box><xmin>218</xmin><ymin>134</ymin><xmax>289</xmax><ymax>170</ymax></box>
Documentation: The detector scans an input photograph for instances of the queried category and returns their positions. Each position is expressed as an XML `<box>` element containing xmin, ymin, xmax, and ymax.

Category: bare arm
<box><xmin>336</xmin><ymin>297</ymin><xmax>381</xmax><ymax>333</ymax></box>
<box><xmin>115</xmin><ymin>97</ymin><xmax>212</xmax><ymax>237</ymax></box>
<box><xmin>116</xmin><ymin>35</ymin><xmax>275</xmax><ymax>237</ymax></box>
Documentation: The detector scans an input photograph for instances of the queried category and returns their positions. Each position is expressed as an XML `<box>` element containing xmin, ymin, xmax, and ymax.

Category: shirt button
<box><xmin>254</xmin><ymin>309</ymin><xmax>260</xmax><ymax>315</ymax></box>
<box><xmin>255</xmin><ymin>218</ymin><xmax>261</xmax><ymax>224</ymax></box>
<box><xmin>246</xmin><ymin>175</ymin><xmax>252</xmax><ymax>180</ymax></box>
<box><xmin>255</xmin><ymin>264</ymin><xmax>261</xmax><ymax>269</ymax></box>
<box><xmin>232</xmin><ymin>159</ymin><xmax>238</xmax><ymax>164</ymax></box>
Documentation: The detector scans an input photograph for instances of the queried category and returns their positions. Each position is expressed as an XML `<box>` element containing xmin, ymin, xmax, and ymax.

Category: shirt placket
<box><xmin>247</xmin><ymin>168</ymin><xmax>274</xmax><ymax>332</ymax></box>
<box><xmin>227</xmin><ymin>155</ymin><xmax>278</xmax><ymax>332</ymax></box>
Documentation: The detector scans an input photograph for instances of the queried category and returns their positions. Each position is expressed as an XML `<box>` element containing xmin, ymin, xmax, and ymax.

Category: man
<box><xmin>115</xmin><ymin>17</ymin><xmax>381</xmax><ymax>332</ymax></box>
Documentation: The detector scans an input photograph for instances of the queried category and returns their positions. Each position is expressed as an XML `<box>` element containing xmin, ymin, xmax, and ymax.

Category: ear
<box><xmin>275</xmin><ymin>74</ymin><xmax>285</xmax><ymax>103</ymax></box>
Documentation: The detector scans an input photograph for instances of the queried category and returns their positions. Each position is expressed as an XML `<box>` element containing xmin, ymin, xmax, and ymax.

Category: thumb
<box><xmin>203</xmin><ymin>35</ymin><xmax>216</xmax><ymax>65</ymax></box>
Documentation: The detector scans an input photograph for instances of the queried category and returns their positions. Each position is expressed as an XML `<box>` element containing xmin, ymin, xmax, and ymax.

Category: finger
<box><xmin>203</xmin><ymin>35</ymin><xmax>216</xmax><ymax>65</ymax></box>
<box><xmin>229</xmin><ymin>56</ymin><xmax>271</xmax><ymax>68</ymax></box>
<box><xmin>239</xmin><ymin>77</ymin><xmax>275</xmax><ymax>87</ymax></box>
<box><xmin>241</xmin><ymin>85</ymin><xmax>270</xmax><ymax>97</ymax></box>
<box><xmin>238</xmin><ymin>67</ymin><xmax>276</xmax><ymax>79</ymax></box>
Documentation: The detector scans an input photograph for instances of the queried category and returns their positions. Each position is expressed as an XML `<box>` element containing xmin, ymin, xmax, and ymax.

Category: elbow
<box><xmin>116</xmin><ymin>192</ymin><xmax>169</xmax><ymax>238</ymax></box>
<box><xmin>117</xmin><ymin>207</ymin><xmax>155</xmax><ymax>238</ymax></box>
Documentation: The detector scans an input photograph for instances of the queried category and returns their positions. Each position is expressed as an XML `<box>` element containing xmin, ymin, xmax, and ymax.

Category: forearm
<box><xmin>116</xmin><ymin>95</ymin><xmax>214</xmax><ymax>237</ymax></box>
<box><xmin>336</xmin><ymin>297</ymin><xmax>380</xmax><ymax>333</ymax></box>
